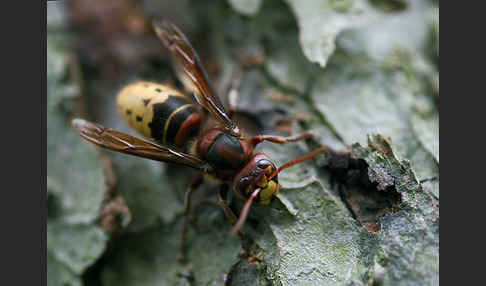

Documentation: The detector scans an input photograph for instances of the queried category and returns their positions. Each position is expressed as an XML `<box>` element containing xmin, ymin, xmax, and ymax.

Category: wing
<box><xmin>72</xmin><ymin>119</ymin><xmax>210</xmax><ymax>171</ymax></box>
<box><xmin>152</xmin><ymin>20</ymin><xmax>240</xmax><ymax>136</ymax></box>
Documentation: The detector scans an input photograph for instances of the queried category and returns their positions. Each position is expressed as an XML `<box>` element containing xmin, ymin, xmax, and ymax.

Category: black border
<box><xmin>4</xmin><ymin>0</ymin><xmax>45</xmax><ymax>285</ymax></box>
<box><xmin>42</xmin><ymin>1</ymin><xmax>47</xmax><ymax>285</ymax></box>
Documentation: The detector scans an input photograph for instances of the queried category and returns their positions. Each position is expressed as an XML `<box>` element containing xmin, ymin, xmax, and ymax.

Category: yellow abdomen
<box><xmin>117</xmin><ymin>81</ymin><xmax>201</xmax><ymax>147</ymax></box>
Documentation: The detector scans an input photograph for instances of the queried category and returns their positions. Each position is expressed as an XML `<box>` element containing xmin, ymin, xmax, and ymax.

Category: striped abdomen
<box><xmin>117</xmin><ymin>81</ymin><xmax>201</xmax><ymax>147</ymax></box>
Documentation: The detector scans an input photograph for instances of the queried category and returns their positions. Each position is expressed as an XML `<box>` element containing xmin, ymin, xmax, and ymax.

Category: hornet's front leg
<box><xmin>217</xmin><ymin>184</ymin><xmax>238</xmax><ymax>226</ymax></box>
<box><xmin>217</xmin><ymin>184</ymin><xmax>251</xmax><ymax>251</ymax></box>
<box><xmin>178</xmin><ymin>174</ymin><xmax>204</xmax><ymax>262</ymax></box>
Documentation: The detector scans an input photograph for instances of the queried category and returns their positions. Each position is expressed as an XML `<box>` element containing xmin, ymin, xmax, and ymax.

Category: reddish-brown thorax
<box><xmin>196</xmin><ymin>128</ymin><xmax>254</xmax><ymax>180</ymax></box>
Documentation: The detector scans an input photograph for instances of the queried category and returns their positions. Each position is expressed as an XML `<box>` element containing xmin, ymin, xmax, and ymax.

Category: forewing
<box><xmin>72</xmin><ymin>119</ymin><xmax>209</xmax><ymax>171</ymax></box>
<box><xmin>153</xmin><ymin>20</ymin><xmax>240</xmax><ymax>135</ymax></box>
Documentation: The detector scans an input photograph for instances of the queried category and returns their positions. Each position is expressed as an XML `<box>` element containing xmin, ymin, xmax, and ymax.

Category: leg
<box><xmin>251</xmin><ymin>131</ymin><xmax>314</xmax><ymax>147</ymax></box>
<box><xmin>217</xmin><ymin>184</ymin><xmax>238</xmax><ymax>225</ymax></box>
<box><xmin>218</xmin><ymin>184</ymin><xmax>252</xmax><ymax>252</ymax></box>
<box><xmin>178</xmin><ymin>175</ymin><xmax>204</xmax><ymax>262</ymax></box>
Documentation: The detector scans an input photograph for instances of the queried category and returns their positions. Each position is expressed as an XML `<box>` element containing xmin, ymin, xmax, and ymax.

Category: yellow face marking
<box><xmin>162</xmin><ymin>104</ymin><xmax>193</xmax><ymax>144</ymax></box>
<box><xmin>259</xmin><ymin>180</ymin><xmax>280</xmax><ymax>205</ymax></box>
<box><xmin>256</xmin><ymin>174</ymin><xmax>268</xmax><ymax>188</ymax></box>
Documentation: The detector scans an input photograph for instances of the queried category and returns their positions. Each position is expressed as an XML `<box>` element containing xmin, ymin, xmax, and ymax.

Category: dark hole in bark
<box><xmin>322</xmin><ymin>150</ymin><xmax>402</xmax><ymax>233</ymax></box>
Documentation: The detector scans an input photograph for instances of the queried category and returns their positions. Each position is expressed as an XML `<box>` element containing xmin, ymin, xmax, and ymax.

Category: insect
<box><xmin>72</xmin><ymin>20</ymin><xmax>328</xmax><ymax>260</ymax></box>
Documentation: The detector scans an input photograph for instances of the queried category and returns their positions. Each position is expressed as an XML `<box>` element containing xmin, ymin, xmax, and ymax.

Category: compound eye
<box><xmin>256</xmin><ymin>159</ymin><xmax>272</xmax><ymax>169</ymax></box>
